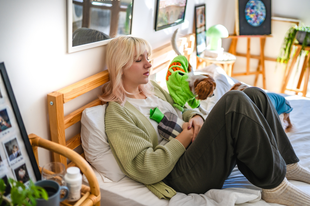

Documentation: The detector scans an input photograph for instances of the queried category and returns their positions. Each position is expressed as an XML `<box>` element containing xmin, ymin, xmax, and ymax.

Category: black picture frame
<box><xmin>194</xmin><ymin>4</ymin><xmax>207</xmax><ymax>56</ymax></box>
<box><xmin>236</xmin><ymin>0</ymin><xmax>271</xmax><ymax>35</ymax></box>
<box><xmin>0</xmin><ymin>62</ymin><xmax>41</xmax><ymax>196</ymax></box>
<box><xmin>154</xmin><ymin>0</ymin><xmax>188</xmax><ymax>31</ymax></box>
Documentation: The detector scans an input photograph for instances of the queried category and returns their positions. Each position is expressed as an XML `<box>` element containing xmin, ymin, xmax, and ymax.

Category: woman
<box><xmin>100</xmin><ymin>36</ymin><xmax>310</xmax><ymax>206</ymax></box>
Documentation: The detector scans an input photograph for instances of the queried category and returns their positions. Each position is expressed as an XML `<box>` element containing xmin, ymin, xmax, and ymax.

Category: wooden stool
<box><xmin>228</xmin><ymin>35</ymin><xmax>272</xmax><ymax>89</ymax></box>
<box><xmin>281</xmin><ymin>44</ymin><xmax>310</xmax><ymax>97</ymax></box>
<box><xmin>197</xmin><ymin>52</ymin><xmax>236</xmax><ymax>76</ymax></box>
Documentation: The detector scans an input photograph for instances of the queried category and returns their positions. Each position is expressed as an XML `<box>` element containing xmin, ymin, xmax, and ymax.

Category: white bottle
<box><xmin>64</xmin><ymin>167</ymin><xmax>82</xmax><ymax>202</ymax></box>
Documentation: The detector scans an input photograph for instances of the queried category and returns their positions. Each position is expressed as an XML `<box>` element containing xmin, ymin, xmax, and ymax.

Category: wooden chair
<box><xmin>29</xmin><ymin>133</ymin><xmax>101</xmax><ymax>206</ymax></box>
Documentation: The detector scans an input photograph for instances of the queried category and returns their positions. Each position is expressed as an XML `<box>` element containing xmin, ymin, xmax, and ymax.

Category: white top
<box><xmin>127</xmin><ymin>95</ymin><xmax>182</xmax><ymax>145</ymax></box>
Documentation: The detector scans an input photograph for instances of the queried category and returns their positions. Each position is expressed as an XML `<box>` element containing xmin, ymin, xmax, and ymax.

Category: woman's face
<box><xmin>122</xmin><ymin>51</ymin><xmax>152</xmax><ymax>87</ymax></box>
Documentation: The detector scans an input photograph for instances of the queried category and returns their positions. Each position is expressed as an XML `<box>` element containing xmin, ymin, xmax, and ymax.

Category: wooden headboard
<box><xmin>47</xmin><ymin>33</ymin><xmax>196</xmax><ymax>168</ymax></box>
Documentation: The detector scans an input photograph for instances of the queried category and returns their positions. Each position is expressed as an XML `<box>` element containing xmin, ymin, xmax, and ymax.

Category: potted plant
<box><xmin>296</xmin><ymin>26</ymin><xmax>310</xmax><ymax>47</ymax></box>
<box><xmin>0</xmin><ymin>178</ymin><xmax>48</xmax><ymax>206</ymax></box>
<box><xmin>278</xmin><ymin>25</ymin><xmax>310</xmax><ymax>64</ymax></box>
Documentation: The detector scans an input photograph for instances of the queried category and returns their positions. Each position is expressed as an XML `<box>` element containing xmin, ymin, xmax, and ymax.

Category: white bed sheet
<box><xmin>83</xmin><ymin>71</ymin><xmax>310</xmax><ymax>206</ymax></box>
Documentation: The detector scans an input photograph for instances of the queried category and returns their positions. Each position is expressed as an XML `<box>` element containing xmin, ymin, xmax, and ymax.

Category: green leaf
<box><xmin>0</xmin><ymin>179</ymin><xmax>6</xmax><ymax>192</ymax></box>
<box><xmin>23</xmin><ymin>199</ymin><xmax>32</xmax><ymax>206</ymax></box>
<box><xmin>28</xmin><ymin>196</ymin><xmax>37</xmax><ymax>206</ymax></box>
<box><xmin>2</xmin><ymin>178</ymin><xmax>49</xmax><ymax>205</ymax></box>
<box><xmin>277</xmin><ymin>26</ymin><xmax>298</xmax><ymax>65</ymax></box>
<box><xmin>38</xmin><ymin>187</ymin><xmax>48</xmax><ymax>200</ymax></box>
<box><xmin>5</xmin><ymin>178</ymin><xmax>49</xmax><ymax>205</ymax></box>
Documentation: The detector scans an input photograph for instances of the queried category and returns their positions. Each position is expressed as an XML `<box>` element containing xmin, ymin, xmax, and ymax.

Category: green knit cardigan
<box><xmin>105</xmin><ymin>81</ymin><xmax>201</xmax><ymax>199</ymax></box>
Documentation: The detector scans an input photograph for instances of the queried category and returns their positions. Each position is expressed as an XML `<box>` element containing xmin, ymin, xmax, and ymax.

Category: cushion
<box><xmin>81</xmin><ymin>104</ymin><xmax>125</xmax><ymax>182</ymax></box>
<box><xmin>194</xmin><ymin>64</ymin><xmax>239</xmax><ymax>113</ymax></box>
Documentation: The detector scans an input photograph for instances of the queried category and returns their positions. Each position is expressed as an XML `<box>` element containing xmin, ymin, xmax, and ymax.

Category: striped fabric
<box><xmin>158</xmin><ymin>112</ymin><xmax>184</xmax><ymax>141</ymax></box>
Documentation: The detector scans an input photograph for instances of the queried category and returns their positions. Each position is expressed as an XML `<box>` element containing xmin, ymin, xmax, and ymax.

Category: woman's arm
<box><xmin>188</xmin><ymin>115</ymin><xmax>204</xmax><ymax>141</ymax></box>
<box><xmin>176</xmin><ymin>122</ymin><xmax>194</xmax><ymax>148</ymax></box>
<box><xmin>105</xmin><ymin>102</ymin><xmax>186</xmax><ymax>185</ymax></box>
<box><xmin>151</xmin><ymin>80</ymin><xmax>204</xmax><ymax>140</ymax></box>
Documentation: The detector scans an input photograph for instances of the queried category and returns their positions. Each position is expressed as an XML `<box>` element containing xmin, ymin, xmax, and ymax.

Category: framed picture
<box><xmin>235</xmin><ymin>0</ymin><xmax>271</xmax><ymax>35</ymax></box>
<box><xmin>154</xmin><ymin>0</ymin><xmax>188</xmax><ymax>31</ymax></box>
<box><xmin>0</xmin><ymin>62</ymin><xmax>41</xmax><ymax>197</ymax></box>
<box><xmin>194</xmin><ymin>4</ymin><xmax>207</xmax><ymax>56</ymax></box>
<box><xmin>67</xmin><ymin>0</ymin><xmax>134</xmax><ymax>53</ymax></box>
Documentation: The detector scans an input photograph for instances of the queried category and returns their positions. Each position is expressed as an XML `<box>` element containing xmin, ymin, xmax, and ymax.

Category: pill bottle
<box><xmin>64</xmin><ymin>166</ymin><xmax>82</xmax><ymax>202</ymax></box>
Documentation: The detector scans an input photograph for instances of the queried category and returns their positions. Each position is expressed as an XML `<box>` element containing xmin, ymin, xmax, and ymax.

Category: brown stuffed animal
<box><xmin>186</xmin><ymin>63</ymin><xmax>216</xmax><ymax>100</ymax></box>
<box><xmin>188</xmin><ymin>72</ymin><xmax>216</xmax><ymax>100</ymax></box>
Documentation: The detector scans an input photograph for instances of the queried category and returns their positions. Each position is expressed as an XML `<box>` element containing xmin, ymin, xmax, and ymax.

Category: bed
<box><xmin>46</xmin><ymin>35</ymin><xmax>310</xmax><ymax>206</ymax></box>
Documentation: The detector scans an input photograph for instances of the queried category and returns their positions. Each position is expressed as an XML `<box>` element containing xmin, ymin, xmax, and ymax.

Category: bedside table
<box><xmin>197</xmin><ymin>52</ymin><xmax>236</xmax><ymax>76</ymax></box>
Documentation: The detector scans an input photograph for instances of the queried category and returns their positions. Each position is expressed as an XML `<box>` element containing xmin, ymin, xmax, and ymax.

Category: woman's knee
<box><xmin>222</xmin><ymin>90</ymin><xmax>252</xmax><ymax>108</ymax></box>
<box><xmin>224</xmin><ymin>90</ymin><xmax>249</xmax><ymax>101</ymax></box>
<box><xmin>218</xmin><ymin>90</ymin><xmax>260</xmax><ymax>120</ymax></box>
<box><xmin>243</xmin><ymin>87</ymin><xmax>265</xmax><ymax>99</ymax></box>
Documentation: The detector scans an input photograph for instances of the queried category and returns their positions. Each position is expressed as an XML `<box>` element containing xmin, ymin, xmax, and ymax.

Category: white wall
<box><xmin>0</xmin><ymin>0</ymin><xmax>309</xmax><ymax>166</ymax></box>
<box><xmin>272</xmin><ymin>0</ymin><xmax>310</xmax><ymax>26</ymax></box>
<box><xmin>133</xmin><ymin>0</ymin><xmax>227</xmax><ymax>49</ymax></box>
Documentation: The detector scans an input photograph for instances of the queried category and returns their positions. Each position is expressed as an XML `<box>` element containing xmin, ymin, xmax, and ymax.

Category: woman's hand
<box><xmin>188</xmin><ymin>115</ymin><xmax>204</xmax><ymax>141</ymax></box>
<box><xmin>182</xmin><ymin>122</ymin><xmax>190</xmax><ymax>131</ymax></box>
<box><xmin>176</xmin><ymin>122</ymin><xmax>194</xmax><ymax>148</ymax></box>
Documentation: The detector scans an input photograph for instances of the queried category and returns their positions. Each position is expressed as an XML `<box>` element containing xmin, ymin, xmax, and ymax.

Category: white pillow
<box><xmin>194</xmin><ymin>64</ymin><xmax>239</xmax><ymax>113</ymax></box>
<box><xmin>81</xmin><ymin>104</ymin><xmax>125</xmax><ymax>182</ymax></box>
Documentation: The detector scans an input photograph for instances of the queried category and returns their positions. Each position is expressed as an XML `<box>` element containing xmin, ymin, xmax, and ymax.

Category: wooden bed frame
<box><xmin>38</xmin><ymin>33</ymin><xmax>196</xmax><ymax>205</ymax></box>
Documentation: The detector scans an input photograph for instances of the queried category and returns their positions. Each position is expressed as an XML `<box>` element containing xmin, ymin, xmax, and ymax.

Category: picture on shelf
<box><xmin>194</xmin><ymin>4</ymin><xmax>206</xmax><ymax>56</ymax></box>
<box><xmin>235</xmin><ymin>0</ymin><xmax>271</xmax><ymax>35</ymax></box>
<box><xmin>3</xmin><ymin>137</ymin><xmax>23</xmax><ymax>165</ymax></box>
<box><xmin>13</xmin><ymin>163</ymin><xmax>30</xmax><ymax>184</ymax></box>
<box><xmin>0</xmin><ymin>175</ymin><xmax>11</xmax><ymax>196</ymax></box>
<box><xmin>0</xmin><ymin>108</ymin><xmax>11</xmax><ymax>132</ymax></box>
<box><xmin>154</xmin><ymin>0</ymin><xmax>188</xmax><ymax>31</ymax></box>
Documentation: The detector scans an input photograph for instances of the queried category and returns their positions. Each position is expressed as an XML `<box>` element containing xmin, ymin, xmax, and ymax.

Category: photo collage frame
<box><xmin>0</xmin><ymin>62</ymin><xmax>40</xmax><ymax>200</ymax></box>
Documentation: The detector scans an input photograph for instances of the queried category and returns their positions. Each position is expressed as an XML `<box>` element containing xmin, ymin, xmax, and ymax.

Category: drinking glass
<box><xmin>41</xmin><ymin>162</ymin><xmax>66</xmax><ymax>186</ymax></box>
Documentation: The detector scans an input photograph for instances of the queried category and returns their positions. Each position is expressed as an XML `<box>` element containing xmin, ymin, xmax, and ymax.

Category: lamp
<box><xmin>204</xmin><ymin>24</ymin><xmax>229</xmax><ymax>58</ymax></box>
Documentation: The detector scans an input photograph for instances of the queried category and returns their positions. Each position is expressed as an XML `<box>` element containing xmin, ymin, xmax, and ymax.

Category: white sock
<box><xmin>262</xmin><ymin>178</ymin><xmax>310</xmax><ymax>206</ymax></box>
<box><xmin>286</xmin><ymin>163</ymin><xmax>310</xmax><ymax>184</ymax></box>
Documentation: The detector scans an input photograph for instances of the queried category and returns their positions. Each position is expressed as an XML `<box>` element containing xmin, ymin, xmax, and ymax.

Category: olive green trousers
<box><xmin>163</xmin><ymin>87</ymin><xmax>299</xmax><ymax>194</ymax></box>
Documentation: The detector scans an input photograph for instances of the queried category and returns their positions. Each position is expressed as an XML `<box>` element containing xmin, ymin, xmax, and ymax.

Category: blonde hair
<box><xmin>100</xmin><ymin>36</ymin><xmax>154</xmax><ymax>105</ymax></box>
